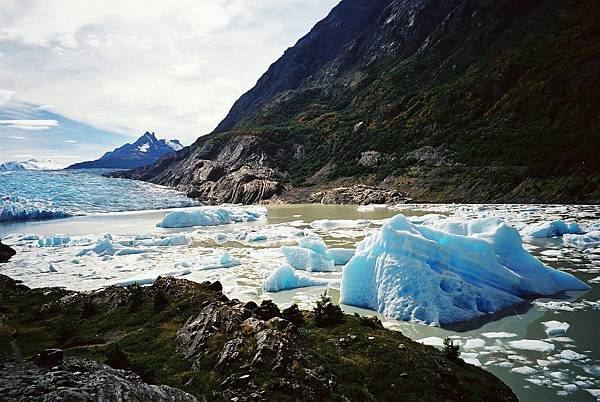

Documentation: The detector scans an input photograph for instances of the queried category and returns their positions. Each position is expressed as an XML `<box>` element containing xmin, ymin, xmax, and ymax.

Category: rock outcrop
<box><xmin>309</xmin><ymin>185</ymin><xmax>409</xmax><ymax>205</ymax></box>
<box><xmin>0</xmin><ymin>358</ymin><xmax>198</xmax><ymax>401</ymax></box>
<box><xmin>0</xmin><ymin>241</ymin><xmax>16</xmax><ymax>263</ymax></box>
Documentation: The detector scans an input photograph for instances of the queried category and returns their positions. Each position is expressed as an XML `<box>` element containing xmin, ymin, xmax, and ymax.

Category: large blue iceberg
<box><xmin>340</xmin><ymin>215</ymin><xmax>589</xmax><ymax>326</ymax></box>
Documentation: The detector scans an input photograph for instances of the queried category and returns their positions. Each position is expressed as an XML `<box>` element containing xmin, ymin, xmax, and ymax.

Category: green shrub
<box><xmin>314</xmin><ymin>292</ymin><xmax>345</xmax><ymax>328</ymax></box>
<box><xmin>153</xmin><ymin>289</ymin><xmax>169</xmax><ymax>312</ymax></box>
<box><xmin>282</xmin><ymin>304</ymin><xmax>304</xmax><ymax>327</ymax></box>
<box><xmin>443</xmin><ymin>337</ymin><xmax>460</xmax><ymax>361</ymax></box>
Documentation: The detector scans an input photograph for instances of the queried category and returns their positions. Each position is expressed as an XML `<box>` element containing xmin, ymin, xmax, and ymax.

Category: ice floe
<box><xmin>340</xmin><ymin>214</ymin><xmax>589</xmax><ymax>325</ymax></box>
<box><xmin>564</xmin><ymin>231</ymin><xmax>600</xmax><ymax>250</ymax></box>
<box><xmin>262</xmin><ymin>264</ymin><xmax>331</xmax><ymax>292</ymax></box>
<box><xmin>522</xmin><ymin>220</ymin><xmax>583</xmax><ymax>238</ymax></box>
<box><xmin>280</xmin><ymin>234</ymin><xmax>338</xmax><ymax>272</ymax></box>
<box><xmin>543</xmin><ymin>321</ymin><xmax>570</xmax><ymax>337</ymax></box>
<box><xmin>157</xmin><ymin>206</ymin><xmax>267</xmax><ymax>228</ymax></box>
<box><xmin>508</xmin><ymin>340</ymin><xmax>555</xmax><ymax>353</ymax></box>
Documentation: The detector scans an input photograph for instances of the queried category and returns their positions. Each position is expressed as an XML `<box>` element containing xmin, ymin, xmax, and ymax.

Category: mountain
<box><xmin>0</xmin><ymin>159</ymin><xmax>66</xmax><ymax>171</ymax></box>
<box><xmin>116</xmin><ymin>0</ymin><xmax>600</xmax><ymax>204</ymax></box>
<box><xmin>68</xmin><ymin>132</ymin><xmax>183</xmax><ymax>170</ymax></box>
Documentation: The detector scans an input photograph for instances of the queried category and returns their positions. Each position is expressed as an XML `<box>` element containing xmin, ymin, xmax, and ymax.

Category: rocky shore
<box><xmin>0</xmin><ymin>274</ymin><xmax>517</xmax><ymax>401</ymax></box>
<box><xmin>0</xmin><ymin>241</ymin><xmax>15</xmax><ymax>263</ymax></box>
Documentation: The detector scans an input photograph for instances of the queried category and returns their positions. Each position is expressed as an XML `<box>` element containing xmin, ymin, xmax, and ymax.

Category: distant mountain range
<box><xmin>0</xmin><ymin>159</ymin><xmax>66</xmax><ymax>171</ymax></box>
<box><xmin>117</xmin><ymin>0</ymin><xmax>599</xmax><ymax>204</ymax></box>
<box><xmin>67</xmin><ymin>132</ymin><xmax>183</xmax><ymax>170</ymax></box>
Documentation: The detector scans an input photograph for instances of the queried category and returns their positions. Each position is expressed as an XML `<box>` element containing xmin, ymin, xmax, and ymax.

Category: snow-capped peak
<box><xmin>165</xmin><ymin>140</ymin><xmax>183</xmax><ymax>151</ymax></box>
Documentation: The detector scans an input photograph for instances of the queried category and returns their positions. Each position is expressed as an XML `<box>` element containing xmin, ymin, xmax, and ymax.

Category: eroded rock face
<box><xmin>309</xmin><ymin>184</ymin><xmax>409</xmax><ymax>205</ymax></box>
<box><xmin>0</xmin><ymin>358</ymin><xmax>198</xmax><ymax>402</ymax></box>
<box><xmin>0</xmin><ymin>241</ymin><xmax>16</xmax><ymax>263</ymax></box>
<box><xmin>176</xmin><ymin>300</ymin><xmax>333</xmax><ymax>401</ymax></box>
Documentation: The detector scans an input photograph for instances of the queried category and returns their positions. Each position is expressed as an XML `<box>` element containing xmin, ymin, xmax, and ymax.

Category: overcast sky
<box><xmin>0</xmin><ymin>0</ymin><xmax>339</xmax><ymax>164</ymax></box>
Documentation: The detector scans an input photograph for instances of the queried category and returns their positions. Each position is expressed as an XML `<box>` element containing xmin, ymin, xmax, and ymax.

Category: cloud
<box><xmin>7</xmin><ymin>135</ymin><xmax>27</xmax><ymax>139</ymax></box>
<box><xmin>0</xmin><ymin>0</ymin><xmax>339</xmax><ymax>142</ymax></box>
<box><xmin>0</xmin><ymin>89</ymin><xmax>16</xmax><ymax>106</ymax></box>
<box><xmin>0</xmin><ymin>119</ymin><xmax>59</xmax><ymax>130</ymax></box>
<box><xmin>64</xmin><ymin>139</ymin><xmax>77</xmax><ymax>143</ymax></box>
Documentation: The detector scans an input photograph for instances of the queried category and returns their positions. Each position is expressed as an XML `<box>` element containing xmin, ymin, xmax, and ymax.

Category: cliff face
<box><xmin>117</xmin><ymin>0</ymin><xmax>600</xmax><ymax>204</ymax></box>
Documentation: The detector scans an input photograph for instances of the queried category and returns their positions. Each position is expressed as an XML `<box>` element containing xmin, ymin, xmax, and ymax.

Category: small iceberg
<box><xmin>563</xmin><ymin>231</ymin><xmax>600</xmax><ymax>249</ymax></box>
<box><xmin>157</xmin><ymin>206</ymin><xmax>267</xmax><ymax>228</ymax></box>
<box><xmin>522</xmin><ymin>220</ymin><xmax>583</xmax><ymax>238</ymax></box>
<box><xmin>340</xmin><ymin>214</ymin><xmax>589</xmax><ymax>325</ymax></box>
<box><xmin>262</xmin><ymin>264</ymin><xmax>330</xmax><ymax>292</ymax></box>
<box><xmin>281</xmin><ymin>233</ymin><xmax>342</xmax><ymax>272</ymax></box>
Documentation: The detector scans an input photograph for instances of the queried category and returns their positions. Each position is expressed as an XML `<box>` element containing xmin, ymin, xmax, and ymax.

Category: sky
<box><xmin>0</xmin><ymin>0</ymin><xmax>339</xmax><ymax>165</ymax></box>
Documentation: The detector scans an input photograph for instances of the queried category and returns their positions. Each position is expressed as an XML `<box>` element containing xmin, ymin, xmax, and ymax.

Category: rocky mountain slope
<box><xmin>0</xmin><ymin>274</ymin><xmax>517</xmax><ymax>401</ymax></box>
<box><xmin>117</xmin><ymin>0</ymin><xmax>600</xmax><ymax>204</ymax></box>
<box><xmin>68</xmin><ymin>132</ymin><xmax>183</xmax><ymax>170</ymax></box>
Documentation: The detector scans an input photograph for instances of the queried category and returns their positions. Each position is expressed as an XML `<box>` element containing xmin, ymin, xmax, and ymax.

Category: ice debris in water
<box><xmin>357</xmin><ymin>204</ymin><xmax>387</xmax><ymax>213</ymax></box>
<box><xmin>37</xmin><ymin>236</ymin><xmax>71</xmax><ymax>247</ymax></box>
<box><xmin>543</xmin><ymin>321</ymin><xmax>570</xmax><ymax>337</ymax></box>
<box><xmin>340</xmin><ymin>214</ymin><xmax>589</xmax><ymax>325</ymax></box>
<box><xmin>481</xmin><ymin>332</ymin><xmax>517</xmax><ymax>339</ymax></box>
<box><xmin>262</xmin><ymin>264</ymin><xmax>331</xmax><ymax>293</ymax></box>
<box><xmin>157</xmin><ymin>206</ymin><xmax>267</xmax><ymax>228</ymax></box>
<box><xmin>521</xmin><ymin>220</ymin><xmax>583</xmax><ymax>238</ymax></box>
<box><xmin>508</xmin><ymin>340</ymin><xmax>555</xmax><ymax>353</ymax></box>
<box><xmin>563</xmin><ymin>231</ymin><xmax>600</xmax><ymax>250</ymax></box>
<box><xmin>281</xmin><ymin>233</ymin><xmax>338</xmax><ymax>272</ymax></box>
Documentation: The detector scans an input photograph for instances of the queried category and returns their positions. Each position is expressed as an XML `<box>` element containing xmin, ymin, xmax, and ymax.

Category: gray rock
<box><xmin>0</xmin><ymin>358</ymin><xmax>198</xmax><ymax>402</ymax></box>
<box><xmin>0</xmin><ymin>241</ymin><xmax>16</xmax><ymax>263</ymax></box>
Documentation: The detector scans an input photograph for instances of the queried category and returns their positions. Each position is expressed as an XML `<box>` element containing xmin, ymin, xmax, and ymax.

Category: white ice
<box><xmin>543</xmin><ymin>321</ymin><xmax>570</xmax><ymax>337</ymax></box>
<box><xmin>508</xmin><ymin>340</ymin><xmax>555</xmax><ymax>353</ymax></box>
<box><xmin>522</xmin><ymin>220</ymin><xmax>583</xmax><ymax>238</ymax></box>
<box><xmin>262</xmin><ymin>264</ymin><xmax>331</xmax><ymax>293</ymax></box>
<box><xmin>157</xmin><ymin>206</ymin><xmax>267</xmax><ymax>228</ymax></box>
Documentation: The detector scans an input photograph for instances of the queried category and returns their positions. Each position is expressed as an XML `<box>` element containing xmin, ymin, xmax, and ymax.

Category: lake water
<box><xmin>1</xmin><ymin>200</ymin><xmax>599</xmax><ymax>401</ymax></box>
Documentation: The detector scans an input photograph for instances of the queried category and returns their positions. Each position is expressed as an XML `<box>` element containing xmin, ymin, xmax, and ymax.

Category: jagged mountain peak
<box><xmin>67</xmin><ymin>131</ymin><xmax>184</xmax><ymax>170</ymax></box>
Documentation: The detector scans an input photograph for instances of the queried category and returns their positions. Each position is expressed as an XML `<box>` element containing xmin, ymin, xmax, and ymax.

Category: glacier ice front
<box><xmin>340</xmin><ymin>214</ymin><xmax>589</xmax><ymax>325</ymax></box>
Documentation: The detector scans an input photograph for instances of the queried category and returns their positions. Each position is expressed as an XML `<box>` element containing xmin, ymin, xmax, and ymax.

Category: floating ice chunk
<box><xmin>549</xmin><ymin>371</ymin><xmax>569</xmax><ymax>381</ymax></box>
<box><xmin>522</xmin><ymin>220</ymin><xmax>583</xmax><ymax>238</ymax></box>
<box><xmin>19</xmin><ymin>234</ymin><xmax>39</xmax><ymax>241</ymax></box>
<box><xmin>543</xmin><ymin>320</ymin><xmax>570</xmax><ymax>337</ymax></box>
<box><xmin>281</xmin><ymin>246</ymin><xmax>336</xmax><ymax>272</ymax></box>
<box><xmin>114</xmin><ymin>268</ymin><xmax>192</xmax><ymax>286</ymax></box>
<box><xmin>564</xmin><ymin>231</ymin><xmax>600</xmax><ymax>249</ymax></box>
<box><xmin>584</xmin><ymin>366</ymin><xmax>600</xmax><ymax>377</ymax></box>
<box><xmin>586</xmin><ymin>389</ymin><xmax>600</xmax><ymax>399</ymax></box>
<box><xmin>511</xmin><ymin>366</ymin><xmax>538</xmax><ymax>375</ymax></box>
<box><xmin>417</xmin><ymin>337</ymin><xmax>444</xmax><ymax>347</ymax></box>
<box><xmin>508</xmin><ymin>340</ymin><xmax>555</xmax><ymax>353</ymax></box>
<box><xmin>563</xmin><ymin>384</ymin><xmax>578</xmax><ymax>393</ymax></box>
<box><xmin>555</xmin><ymin>350</ymin><xmax>586</xmax><ymax>361</ymax></box>
<box><xmin>482</xmin><ymin>332</ymin><xmax>517</xmax><ymax>339</ymax></box>
<box><xmin>157</xmin><ymin>206</ymin><xmax>267</xmax><ymax>228</ymax></box>
<box><xmin>340</xmin><ymin>214</ymin><xmax>589</xmax><ymax>325</ymax></box>
<box><xmin>463</xmin><ymin>338</ymin><xmax>486</xmax><ymax>349</ymax></box>
<box><xmin>262</xmin><ymin>264</ymin><xmax>330</xmax><ymax>292</ymax></box>
<box><xmin>461</xmin><ymin>352</ymin><xmax>481</xmax><ymax>367</ymax></box>
<box><xmin>497</xmin><ymin>361</ymin><xmax>514</xmax><ymax>369</ymax></box>
<box><xmin>297</xmin><ymin>234</ymin><xmax>328</xmax><ymax>254</ymax></box>
<box><xmin>310</xmin><ymin>219</ymin><xmax>369</xmax><ymax>229</ymax></box>
<box><xmin>197</xmin><ymin>252</ymin><xmax>241</xmax><ymax>270</ymax></box>
<box><xmin>48</xmin><ymin>263</ymin><xmax>59</xmax><ymax>273</ymax></box>
<box><xmin>357</xmin><ymin>204</ymin><xmax>387</xmax><ymax>213</ymax></box>
<box><xmin>37</xmin><ymin>236</ymin><xmax>71</xmax><ymax>247</ymax></box>
<box><xmin>133</xmin><ymin>234</ymin><xmax>192</xmax><ymax>247</ymax></box>
<box><xmin>407</xmin><ymin>214</ymin><xmax>446</xmax><ymax>225</ymax></box>
<box><xmin>325</xmin><ymin>248</ymin><xmax>355</xmax><ymax>265</ymax></box>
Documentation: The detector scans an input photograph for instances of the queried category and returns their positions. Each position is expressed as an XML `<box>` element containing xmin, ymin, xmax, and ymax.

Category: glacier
<box><xmin>262</xmin><ymin>264</ymin><xmax>330</xmax><ymax>292</ymax></box>
<box><xmin>340</xmin><ymin>214</ymin><xmax>590</xmax><ymax>325</ymax></box>
<box><xmin>0</xmin><ymin>170</ymin><xmax>197</xmax><ymax>222</ymax></box>
<box><xmin>157</xmin><ymin>206</ymin><xmax>267</xmax><ymax>228</ymax></box>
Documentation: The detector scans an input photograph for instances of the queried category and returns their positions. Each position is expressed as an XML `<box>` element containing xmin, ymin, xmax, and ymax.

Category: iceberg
<box><xmin>563</xmin><ymin>231</ymin><xmax>600</xmax><ymax>249</ymax></box>
<box><xmin>157</xmin><ymin>206</ymin><xmax>267</xmax><ymax>228</ymax></box>
<box><xmin>262</xmin><ymin>264</ymin><xmax>330</xmax><ymax>292</ymax></box>
<box><xmin>340</xmin><ymin>214</ymin><xmax>589</xmax><ymax>325</ymax></box>
<box><xmin>543</xmin><ymin>320</ymin><xmax>570</xmax><ymax>337</ymax></box>
<box><xmin>325</xmin><ymin>248</ymin><xmax>355</xmax><ymax>265</ymax></box>
<box><xmin>281</xmin><ymin>234</ymin><xmax>337</xmax><ymax>272</ymax></box>
<box><xmin>522</xmin><ymin>220</ymin><xmax>583</xmax><ymax>238</ymax></box>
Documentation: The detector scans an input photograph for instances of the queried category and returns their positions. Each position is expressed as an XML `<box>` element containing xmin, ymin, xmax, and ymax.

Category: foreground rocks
<box><xmin>0</xmin><ymin>357</ymin><xmax>198</xmax><ymax>401</ymax></box>
<box><xmin>308</xmin><ymin>184</ymin><xmax>409</xmax><ymax>205</ymax></box>
<box><xmin>0</xmin><ymin>241</ymin><xmax>16</xmax><ymax>263</ymax></box>
<box><xmin>0</xmin><ymin>274</ymin><xmax>517</xmax><ymax>401</ymax></box>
